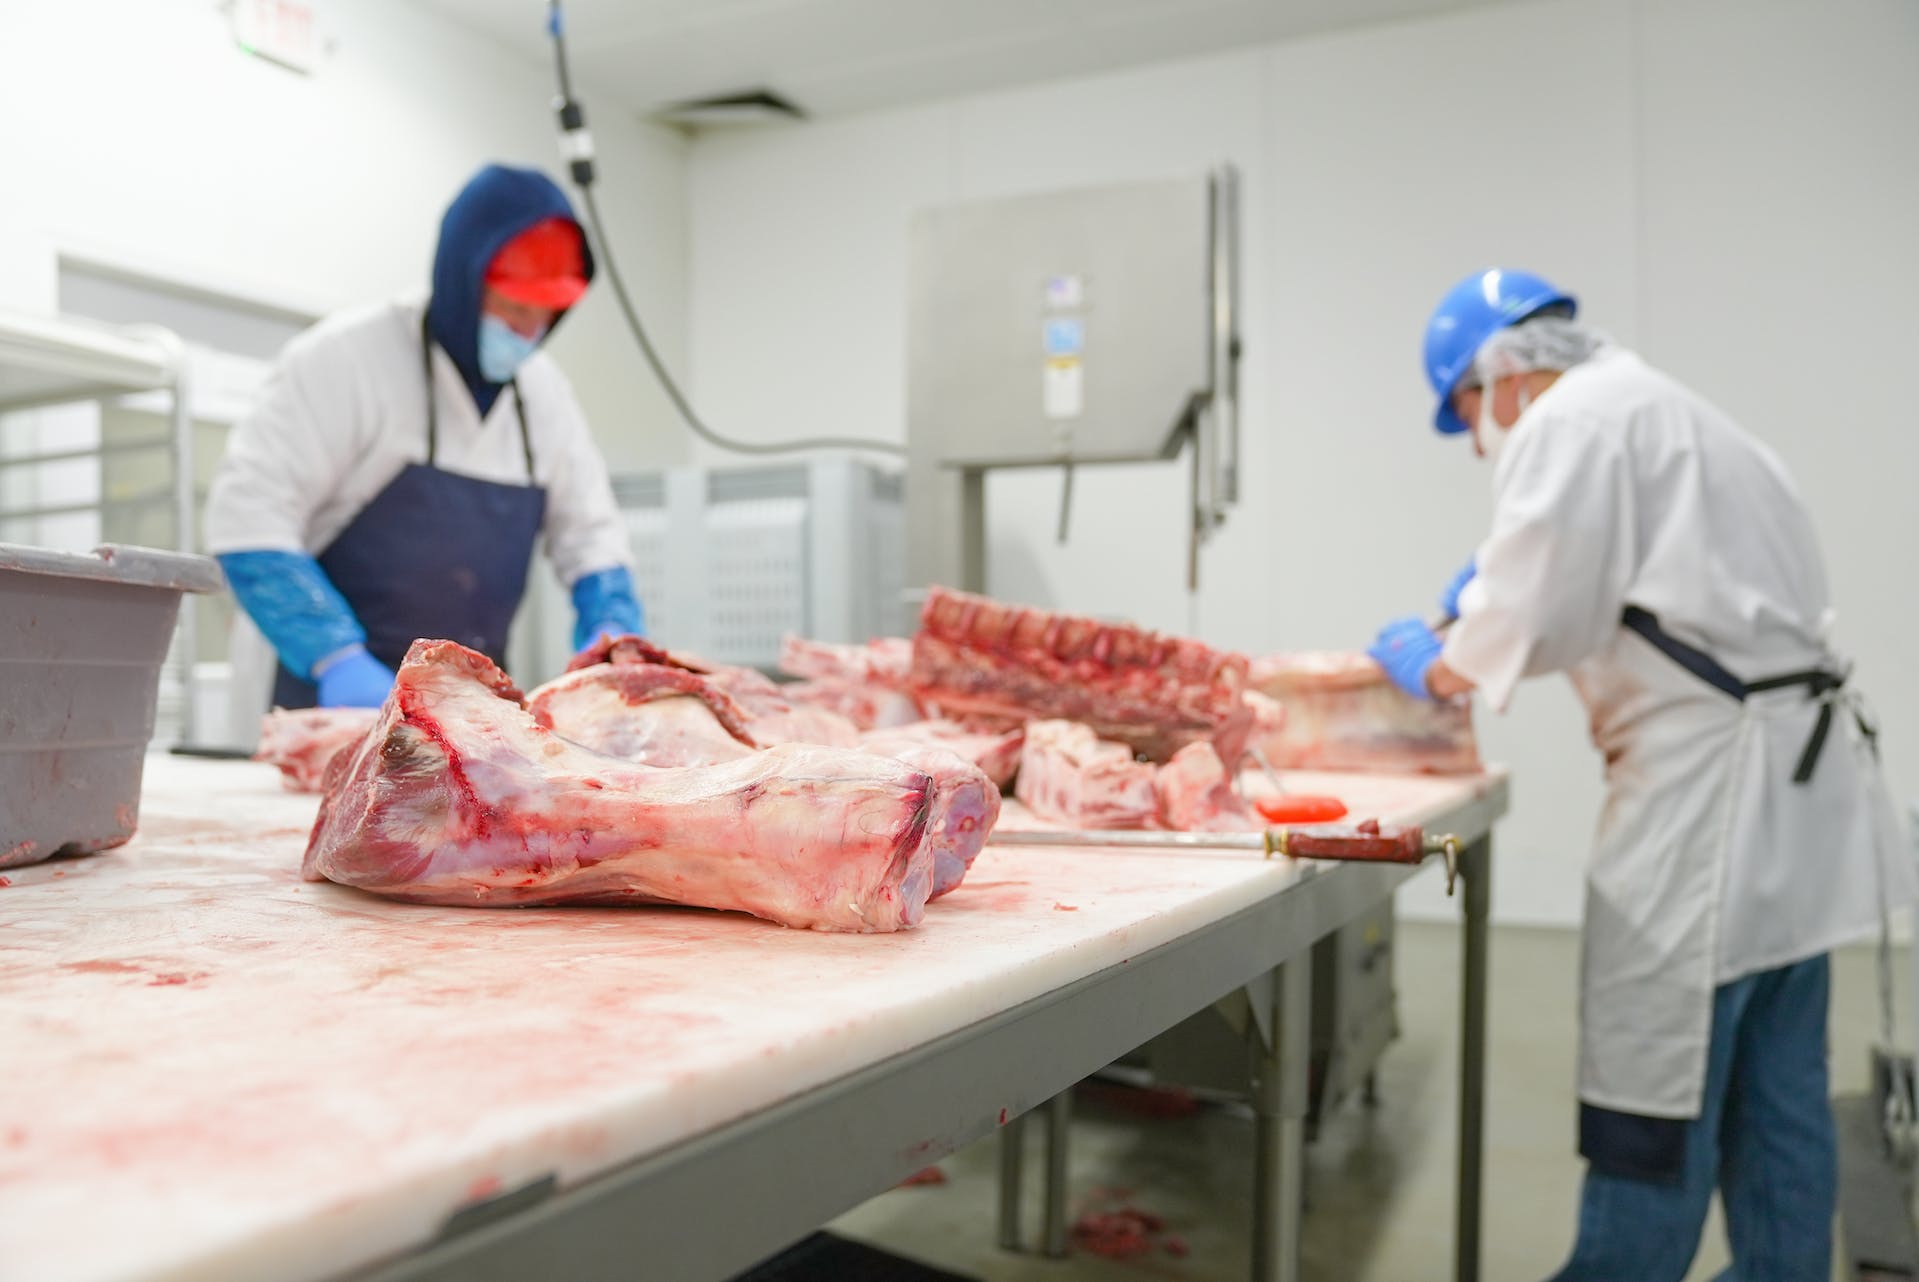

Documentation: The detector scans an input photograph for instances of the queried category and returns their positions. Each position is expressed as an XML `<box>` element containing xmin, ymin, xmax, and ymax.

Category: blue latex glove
<box><xmin>570</xmin><ymin>565</ymin><xmax>645</xmax><ymax>652</ymax></box>
<box><xmin>313</xmin><ymin>644</ymin><xmax>396</xmax><ymax>708</ymax></box>
<box><xmin>1368</xmin><ymin>617</ymin><xmax>1442</xmax><ymax>701</ymax></box>
<box><xmin>1439</xmin><ymin>557</ymin><xmax>1477</xmax><ymax>621</ymax></box>
<box><xmin>218</xmin><ymin>549</ymin><xmax>366</xmax><ymax>680</ymax></box>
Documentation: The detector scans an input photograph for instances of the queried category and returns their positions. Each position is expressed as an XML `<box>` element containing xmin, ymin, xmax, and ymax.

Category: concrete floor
<box><xmin>830</xmin><ymin>921</ymin><xmax>1906</xmax><ymax>1281</ymax></box>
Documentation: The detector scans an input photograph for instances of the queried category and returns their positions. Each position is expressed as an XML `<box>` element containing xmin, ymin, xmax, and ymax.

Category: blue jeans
<box><xmin>1547</xmin><ymin>953</ymin><xmax>1836</xmax><ymax>1282</ymax></box>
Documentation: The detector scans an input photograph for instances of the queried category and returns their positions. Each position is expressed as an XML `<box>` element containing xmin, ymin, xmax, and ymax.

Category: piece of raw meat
<box><xmin>528</xmin><ymin>664</ymin><xmax>758</xmax><ymax>766</ymax></box>
<box><xmin>870</xmin><ymin>742</ymin><xmax>1000</xmax><ymax>897</ymax></box>
<box><xmin>1014</xmin><ymin>720</ymin><xmax>1159</xmax><ymax>829</ymax></box>
<box><xmin>1156</xmin><ymin>742</ymin><xmax>1258</xmax><ymax>832</ymax></box>
<box><xmin>780</xmin><ymin>677</ymin><xmax>925</xmax><ymax>731</ymax></box>
<box><xmin>911</xmin><ymin>588</ymin><xmax>1250</xmax><ymax>764</ymax></box>
<box><xmin>1250</xmin><ymin>652</ymin><xmax>1481</xmax><ymax>775</ymax></box>
<box><xmin>560</xmin><ymin>634</ymin><xmax>860</xmax><ymax>749</ymax></box>
<box><xmin>700</xmin><ymin>666</ymin><xmax>861</xmax><ymax>748</ymax></box>
<box><xmin>860</xmin><ymin>721</ymin><xmax>1025</xmax><ymax>790</ymax></box>
<box><xmin>304</xmin><ymin>640</ymin><xmax>994</xmax><ymax>932</ymax></box>
<box><xmin>779</xmin><ymin>634</ymin><xmax>915</xmax><ymax>685</ymax></box>
<box><xmin>531</xmin><ymin>664</ymin><xmax>998</xmax><ymax>900</ymax></box>
<box><xmin>254</xmin><ymin>707</ymin><xmax>380</xmax><ymax>793</ymax></box>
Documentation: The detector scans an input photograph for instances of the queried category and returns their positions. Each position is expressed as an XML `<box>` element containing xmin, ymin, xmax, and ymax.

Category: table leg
<box><xmin>1250</xmin><ymin>954</ymin><xmax>1311</xmax><ymax>1282</ymax></box>
<box><xmin>1043</xmin><ymin>1090</ymin><xmax>1073</xmax><ymax>1257</ymax></box>
<box><xmin>1456</xmin><ymin>836</ymin><xmax>1492</xmax><ymax>1282</ymax></box>
<box><xmin>997</xmin><ymin>1111</ymin><xmax>1025</xmax><ymax>1251</ymax></box>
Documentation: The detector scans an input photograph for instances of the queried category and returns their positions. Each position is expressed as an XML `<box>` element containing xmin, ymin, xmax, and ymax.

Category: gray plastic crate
<box><xmin>1</xmin><ymin>543</ymin><xmax>222</xmax><ymax>869</ymax></box>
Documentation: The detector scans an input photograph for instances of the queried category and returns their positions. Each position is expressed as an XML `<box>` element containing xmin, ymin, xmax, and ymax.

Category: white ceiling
<box><xmin>404</xmin><ymin>0</ymin><xmax>1497</xmax><ymax>122</ymax></box>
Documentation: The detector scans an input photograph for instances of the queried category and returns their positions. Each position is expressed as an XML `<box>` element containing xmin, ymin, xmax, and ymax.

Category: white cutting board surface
<box><xmin>0</xmin><ymin>755</ymin><xmax>1504</xmax><ymax>1282</ymax></box>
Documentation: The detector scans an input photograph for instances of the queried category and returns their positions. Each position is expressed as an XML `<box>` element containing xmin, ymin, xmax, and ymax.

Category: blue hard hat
<box><xmin>1423</xmin><ymin>269</ymin><xmax>1576</xmax><ymax>435</ymax></box>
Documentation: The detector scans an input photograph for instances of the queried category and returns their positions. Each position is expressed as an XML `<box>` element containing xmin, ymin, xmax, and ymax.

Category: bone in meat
<box><xmin>255</xmin><ymin>707</ymin><xmax>380</xmax><ymax>793</ymax></box>
<box><xmin>1156</xmin><ymin>742</ymin><xmax>1259</xmax><ymax>832</ymax></box>
<box><xmin>1250</xmin><ymin>651</ymin><xmax>1481</xmax><ymax>775</ymax></box>
<box><xmin>911</xmin><ymin>588</ymin><xmax>1250</xmax><ymax>764</ymax></box>
<box><xmin>304</xmin><ymin>640</ymin><xmax>992</xmax><ymax>932</ymax></box>
<box><xmin>1014</xmin><ymin>720</ymin><xmax>1160</xmax><ymax>829</ymax></box>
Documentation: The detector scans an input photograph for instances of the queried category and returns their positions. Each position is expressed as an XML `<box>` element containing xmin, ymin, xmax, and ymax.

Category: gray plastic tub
<box><xmin>1</xmin><ymin>543</ymin><xmax>223</xmax><ymax>869</ymax></box>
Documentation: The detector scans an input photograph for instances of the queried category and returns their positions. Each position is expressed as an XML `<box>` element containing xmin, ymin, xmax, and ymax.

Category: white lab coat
<box><xmin>1445</xmin><ymin>346</ymin><xmax>1913</xmax><ymax>1120</ymax></box>
<box><xmin>204</xmin><ymin>295</ymin><xmax>632</xmax><ymax>739</ymax></box>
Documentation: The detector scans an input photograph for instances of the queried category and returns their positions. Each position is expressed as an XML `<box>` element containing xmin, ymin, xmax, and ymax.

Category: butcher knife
<box><xmin>986</xmin><ymin>821</ymin><xmax>1464</xmax><ymax>894</ymax></box>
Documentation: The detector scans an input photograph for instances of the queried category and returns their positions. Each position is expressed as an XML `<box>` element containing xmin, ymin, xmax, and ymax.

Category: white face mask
<box><xmin>1476</xmin><ymin>376</ymin><xmax>1532</xmax><ymax>469</ymax></box>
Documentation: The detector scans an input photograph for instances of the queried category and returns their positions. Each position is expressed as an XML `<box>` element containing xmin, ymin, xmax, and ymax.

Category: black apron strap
<box><xmin>1620</xmin><ymin>605</ymin><xmax>1847</xmax><ymax>785</ymax></box>
<box><xmin>420</xmin><ymin>311</ymin><xmax>439</xmax><ymax>467</ymax></box>
<box><xmin>1620</xmin><ymin>606</ymin><xmax>1746</xmax><ymax>701</ymax></box>
<box><xmin>510</xmin><ymin>381</ymin><xmax>535</xmax><ymax>481</ymax></box>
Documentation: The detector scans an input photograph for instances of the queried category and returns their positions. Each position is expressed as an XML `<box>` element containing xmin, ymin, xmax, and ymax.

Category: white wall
<box><xmin>685</xmin><ymin>0</ymin><xmax>1919</xmax><ymax>927</ymax></box>
<box><xmin>0</xmin><ymin>0</ymin><xmax>690</xmax><ymax>475</ymax></box>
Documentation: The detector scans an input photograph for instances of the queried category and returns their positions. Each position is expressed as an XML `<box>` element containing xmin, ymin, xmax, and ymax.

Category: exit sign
<box><xmin>233</xmin><ymin>0</ymin><xmax>320</xmax><ymax>75</ymax></box>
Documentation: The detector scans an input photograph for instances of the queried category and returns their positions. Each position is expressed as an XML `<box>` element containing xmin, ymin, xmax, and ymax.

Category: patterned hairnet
<box><xmin>1465</xmin><ymin>315</ymin><xmax>1607</xmax><ymax>387</ymax></box>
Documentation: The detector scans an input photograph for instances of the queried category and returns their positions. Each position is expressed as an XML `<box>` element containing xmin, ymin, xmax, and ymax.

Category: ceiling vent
<box><xmin>652</xmin><ymin>89</ymin><xmax>807</xmax><ymax>131</ymax></box>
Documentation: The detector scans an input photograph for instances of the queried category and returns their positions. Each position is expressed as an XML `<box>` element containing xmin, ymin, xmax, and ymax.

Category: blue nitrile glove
<box><xmin>1439</xmin><ymin>557</ymin><xmax>1477</xmax><ymax>621</ymax></box>
<box><xmin>1368</xmin><ymin>616</ymin><xmax>1443</xmax><ymax>701</ymax></box>
<box><xmin>569</xmin><ymin>565</ymin><xmax>645</xmax><ymax>652</ymax></box>
<box><xmin>313</xmin><ymin>644</ymin><xmax>396</xmax><ymax>708</ymax></box>
<box><xmin>217</xmin><ymin>549</ymin><xmax>367</xmax><ymax>680</ymax></box>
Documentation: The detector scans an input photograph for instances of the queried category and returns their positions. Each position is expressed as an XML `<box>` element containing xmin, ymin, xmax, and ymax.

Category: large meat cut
<box><xmin>530</xmin><ymin>639</ymin><xmax>999</xmax><ymax>898</ymax></box>
<box><xmin>304</xmin><ymin>640</ymin><xmax>994</xmax><ymax>931</ymax></box>
<box><xmin>1250</xmin><ymin>651</ymin><xmax>1481</xmax><ymax>775</ymax></box>
<box><xmin>255</xmin><ymin>707</ymin><xmax>380</xmax><ymax>792</ymax></box>
<box><xmin>911</xmin><ymin>588</ymin><xmax>1251</xmax><ymax>764</ymax></box>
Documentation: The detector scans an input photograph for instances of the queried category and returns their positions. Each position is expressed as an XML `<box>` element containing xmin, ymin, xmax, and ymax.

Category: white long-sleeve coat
<box><xmin>1443</xmin><ymin>346</ymin><xmax>1911</xmax><ymax>1118</ymax></box>
<box><xmin>205</xmin><ymin>295</ymin><xmax>629</xmax><ymax>579</ymax></box>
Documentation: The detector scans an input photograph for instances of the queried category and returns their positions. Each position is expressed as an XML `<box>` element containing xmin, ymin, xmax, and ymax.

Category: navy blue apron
<box><xmin>273</xmin><ymin>315</ymin><xmax>548</xmax><ymax>708</ymax></box>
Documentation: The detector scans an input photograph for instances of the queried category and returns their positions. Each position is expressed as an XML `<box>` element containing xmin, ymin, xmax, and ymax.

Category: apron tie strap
<box><xmin>1621</xmin><ymin>606</ymin><xmax>1848</xmax><ymax>785</ymax></box>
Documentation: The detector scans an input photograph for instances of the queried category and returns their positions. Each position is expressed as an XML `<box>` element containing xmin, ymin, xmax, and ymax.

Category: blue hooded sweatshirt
<box><xmin>427</xmin><ymin>164</ymin><xmax>596</xmax><ymax>417</ymax></box>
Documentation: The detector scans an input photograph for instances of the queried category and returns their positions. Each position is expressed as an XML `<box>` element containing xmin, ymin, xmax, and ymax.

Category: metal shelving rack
<box><xmin>0</xmin><ymin>308</ymin><xmax>204</xmax><ymax>742</ymax></box>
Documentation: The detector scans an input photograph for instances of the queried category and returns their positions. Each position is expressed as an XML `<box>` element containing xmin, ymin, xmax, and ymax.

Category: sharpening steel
<box><xmin>987</xmin><ymin>823</ymin><xmax>1464</xmax><ymax>894</ymax></box>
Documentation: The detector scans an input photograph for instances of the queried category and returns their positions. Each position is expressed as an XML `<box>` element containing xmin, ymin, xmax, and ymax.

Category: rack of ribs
<box><xmin>910</xmin><ymin>587</ymin><xmax>1251</xmax><ymax>764</ymax></box>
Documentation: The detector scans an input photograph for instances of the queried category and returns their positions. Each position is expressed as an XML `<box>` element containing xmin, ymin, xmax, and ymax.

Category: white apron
<box><xmin>1569</xmin><ymin>614</ymin><xmax>1906</xmax><ymax>1120</ymax></box>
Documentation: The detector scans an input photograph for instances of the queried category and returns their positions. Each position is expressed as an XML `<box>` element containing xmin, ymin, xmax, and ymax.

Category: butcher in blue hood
<box><xmin>205</xmin><ymin>164</ymin><xmax>644</xmax><ymax>715</ymax></box>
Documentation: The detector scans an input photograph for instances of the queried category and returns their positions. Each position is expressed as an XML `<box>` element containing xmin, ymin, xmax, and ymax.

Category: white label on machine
<box><xmin>1044</xmin><ymin>275</ymin><xmax>1084</xmax><ymax>309</ymax></box>
<box><xmin>1044</xmin><ymin>357</ymin><xmax>1084</xmax><ymax>419</ymax></box>
<box><xmin>1043</xmin><ymin>316</ymin><xmax>1084</xmax><ymax>357</ymax></box>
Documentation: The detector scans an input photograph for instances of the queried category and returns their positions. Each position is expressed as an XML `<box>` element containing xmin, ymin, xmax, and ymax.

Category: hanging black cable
<box><xmin>544</xmin><ymin>2</ymin><xmax>906</xmax><ymax>458</ymax></box>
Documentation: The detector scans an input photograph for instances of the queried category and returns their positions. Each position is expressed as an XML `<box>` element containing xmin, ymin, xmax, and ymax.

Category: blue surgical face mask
<box><xmin>477</xmin><ymin>314</ymin><xmax>543</xmax><ymax>382</ymax></box>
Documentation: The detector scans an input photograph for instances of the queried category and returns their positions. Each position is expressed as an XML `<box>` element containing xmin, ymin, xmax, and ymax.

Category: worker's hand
<box><xmin>1438</xmin><ymin>557</ymin><xmax>1477</xmax><ymax>622</ymax></box>
<box><xmin>1368</xmin><ymin>617</ymin><xmax>1442</xmax><ymax>701</ymax></box>
<box><xmin>314</xmin><ymin>644</ymin><xmax>397</xmax><ymax>708</ymax></box>
<box><xmin>570</xmin><ymin>566</ymin><xmax>645</xmax><ymax>652</ymax></box>
<box><xmin>573</xmin><ymin>619</ymin><xmax>634</xmax><ymax>660</ymax></box>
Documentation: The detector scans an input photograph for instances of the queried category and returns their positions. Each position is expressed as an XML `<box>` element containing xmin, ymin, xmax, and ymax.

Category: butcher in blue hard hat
<box><xmin>1370</xmin><ymin>268</ymin><xmax>1912</xmax><ymax>1278</ymax></box>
